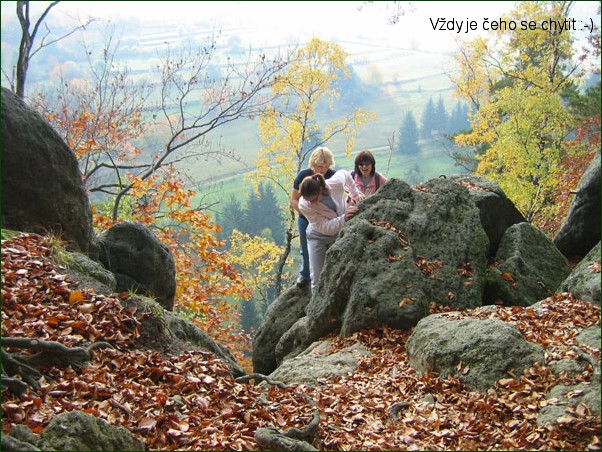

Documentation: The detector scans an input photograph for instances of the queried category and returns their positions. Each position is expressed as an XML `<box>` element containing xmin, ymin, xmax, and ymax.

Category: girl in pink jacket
<box><xmin>347</xmin><ymin>149</ymin><xmax>388</xmax><ymax>206</ymax></box>
<box><xmin>298</xmin><ymin>170</ymin><xmax>364</xmax><ymax>292</ymax></box>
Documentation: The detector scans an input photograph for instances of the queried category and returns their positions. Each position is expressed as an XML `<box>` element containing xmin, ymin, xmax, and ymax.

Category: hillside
<box><xmin>2</xmin><ymin>232</ymin><xmax>600</xmax><ymax>450</ymax></box>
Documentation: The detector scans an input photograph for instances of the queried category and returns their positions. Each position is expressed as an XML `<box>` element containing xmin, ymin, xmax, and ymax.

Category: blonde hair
<box><xmin>309</xmin><ymin>146</ymin><xmax>335</xmax><ymax>171</ymax></box>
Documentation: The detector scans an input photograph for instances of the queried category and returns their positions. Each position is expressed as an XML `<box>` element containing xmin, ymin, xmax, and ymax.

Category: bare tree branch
<box><xmin>14</xmin><ymin>1</ymin><xmax>96</xmax><ymax>98</ymax></box>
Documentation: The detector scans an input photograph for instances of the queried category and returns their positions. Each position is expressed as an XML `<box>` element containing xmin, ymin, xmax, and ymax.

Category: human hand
<box><xmin>353</xmin><ymin>192</ymin><xmax>366</xmax><ymax>203</ymax></box>
<box><xmin>344</xmin><ymin>205</ymin><xmax>359</xmax><ymax>221</ymax></box>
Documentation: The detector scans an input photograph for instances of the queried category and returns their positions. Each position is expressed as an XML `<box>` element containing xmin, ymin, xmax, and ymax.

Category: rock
<box><xmin>253</xmin><ymin>284</ymin><xmax>312</xmax><ymax>374</ymax></box>
<box><xmin>485</xmin><ymin>222</ymin><xmax>571</xmax><ymax>306</ymax></box>
<box><xmin>554</xmin><ymin>152</ymin><xmax>600</xmax><ymax>260</ymax></box>
<box><xmin>538</xmin><ymin>381</ymin><xmax>601</xmax><ymax>426</ymax></box>
<box><xmin>60</xmin><ymin>250</ymin><xmax>117</xmax><ymax>290</ymax></box>
<box><xmin>273</xmin><ymin>177</ymin><xmax>489</xmax><ymax>363</ymax></box>
<box><xmin>119</xmin><ymin>294</ymin><xmax>245</xmax><ymax>377</ymax></box>
<box><xmin>98</xmin><ymin>222</ymin><xmax>176</xmax><ymax>310</ymax></box>
<box><xmin>406</xmin><ymin>314</ymin><xmax>544</xmax><ymax>391</ymax></box>
<box><xmin>450</xmin><ymin>174</ymin><xmax>526</xmax><ymax>257</ymax></box>
<box><xmin>268</xmin><ymin>341</ymin><xmax>371</xmax><ymax>386</ymax></box>
<box><xmin>576</xmin><ymin>325</ymin><xmax>601</xmax><ymax>351</ymax></box>
<box><xmin>1</xmin><ymin>87</ymin><xmax>95</xmax><ymax>255</ymax></box>
<box><xmin>558</xmin><ymin>241</ymin><xmax>601</xmax><ymax>306</ymax></box>
<box><xmin>37</xmin><ymin>410</ymin><xmax>144</xmax><ymax>451</ymax></box>
<box><xmin>3</xmin><ymin>424</ymin><xmax>40</xmax><ymax>451</ymax></box>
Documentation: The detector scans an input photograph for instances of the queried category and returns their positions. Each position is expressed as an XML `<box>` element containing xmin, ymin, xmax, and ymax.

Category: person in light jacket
<box><xmin>298</xmin><ymin>170</ymin><xmax>365</xmax><ymax>292</ymax></box>
<box><xmin>290</xmin><ymin>147</ymin><xmax>336</xmax><ymax>288</ymax></box>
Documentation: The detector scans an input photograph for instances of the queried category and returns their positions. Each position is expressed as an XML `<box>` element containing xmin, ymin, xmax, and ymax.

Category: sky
<box><xmin>2</xmin><ymin>1</ymin><xmax>600</xmax><ymax>55</ymax></box>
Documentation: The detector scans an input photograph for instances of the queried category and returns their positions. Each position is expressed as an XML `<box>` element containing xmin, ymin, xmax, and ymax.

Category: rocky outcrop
<box><xmin>98</xmin><ymin>222</ymin><xmax>176</xmax><ymax>310</ymax></box>
<box><xmin>258</xmin><ymin>176</ymin><xmax>564</xmax><ymax>371</ymax></box>
<box><xmin>405</xmin><ymin>314</ymin><xmax>544</xmax><ymax>391</ymax></box>
<box><xmin>253</xmin><ymin>284</ymin><xmax>312</xmax><ymax>375</ymax></box>
<box><xmin>554</xmin><ymin>152</ymin><xmax>600</xmax><ymax>260</ymax></box>
<box><xmin>268</xmin><ymin>341</ymin><xmax>371</xmax><ymax>386</ymax></box>
<box><xmin>2</xmin><ymin>411</ymin><xmax>144</xmax><ymax>451</ymax></box>
<box><xmin>558</xmin><ymin>241</ymin><xmax>601</xmax><ymax>306</ymax></box>
<box><xmin>449</xmin><ymin>175</ymin><xmax>526</xmax><ymax>257</ymax></box>
<box><xmin>484</xmin><ymin>222</ymin><xmax>572</xmax><ymax>306</ymax></box>
<box><xmin>274</xmin><ymin>178</ymin><xmax>490</xmax><ymax>365</ymax></box>
<box><xmin>1</xmin><ymin>87</ymin><xmax>95</xmax><ymax>255</ymax></box>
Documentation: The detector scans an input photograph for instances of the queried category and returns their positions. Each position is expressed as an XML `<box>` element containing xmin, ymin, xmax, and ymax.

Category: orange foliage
<box><xmin>94</xmin><ymin>165</ymin><xmax>252</xmax><ymax>364</ymax></box>
<box><xmin>536</xmin><ymin>114</ymin><xmax>600</xmax><ymax>235</ymax></box>
<box><xmin>33</xmin><ymin>87</ymin><xmax>252</xmax><ymax>365</ymax></box>
<box><xmin>32</xmin><ymin>92</ymin><xmax>144</xmax><ymax>165</ymax></box>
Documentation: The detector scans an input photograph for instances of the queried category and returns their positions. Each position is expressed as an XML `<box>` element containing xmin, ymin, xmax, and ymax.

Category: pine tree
<box><xmin>434</xmin><ymin>95</ymin><xmax>449</xmax><ymax>134</ymax></box>
<box><xmin>218</xmin><ymin>195</ymin><xmax>246</xmax><ymax>248</ymax></box>
<box><xmin>258</xmin><ymin>183</ymin><xmax>285</xmax><ymax>246</ymax></box>
<box><xmin>397</xmin><ymin>111</ymin><xmax>420</xmax><ymax>154</ymax></box>
<box><xmin>420</xmin><ymin>97</ymin><xmax>437</xmax><ymax>138</ymax></box>
<box><xmin>449</xmin><ymin>101</ymin><xmax>471</xmax><ymax>133</ymax></box>
<box><xmin>242</xmin><ymin>182</ymin><xmax>285</xmax><ymax>245</ymax></box>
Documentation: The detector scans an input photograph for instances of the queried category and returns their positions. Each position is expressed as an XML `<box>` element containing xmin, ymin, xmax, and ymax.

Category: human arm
<box><xmin>299</xmin><ymin>198</ymin><xmax>347</xmax><ymax>236</ymax></box>
<box><xmin>290</xmin><ymin>188</ymin><xmax>301</xmax><ymax>214</ymax></box>
<box><xmin>339</xmin><ymin>170</ymin><xmax>365</xmax><ymax>204</ymax></box>
<box><xmin>291</xmin><ymin>170</ymin><xmax>309</xmax><ymax>214</ymax></box>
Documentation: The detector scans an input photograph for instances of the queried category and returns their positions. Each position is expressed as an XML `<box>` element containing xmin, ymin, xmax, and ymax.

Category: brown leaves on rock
<box><xmin>454</xmin><ymin>177</ymin><xmax>491</xmax><ymax>192</ymax></box>
<box><xmin>369</xmin><ymin>219</ymin><xmax>410</xmax><ymax>249</ymax></box>
<box><xmin>588</xmin><ymin>261</ymin><xmax>601</xmax><ymax>273</ymax></box>
<box><xmin>318</xmin><ymin>298</ymin><xmax>600</xmax><ymax>451</ymax></box>
<box><xmin>2</xmin><ymin>234</ymin><xmax>140</xmax><ymax>348</ymax></box>
<box><xmin>415</xmin><ymin>256</ymin><xmax>443</xmax><ymax>277</ymax></box>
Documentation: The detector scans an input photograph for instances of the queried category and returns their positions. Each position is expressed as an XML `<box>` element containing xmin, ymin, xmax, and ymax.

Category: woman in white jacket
<box><xmin>298</xmin><ymin>170</ymin><xmax>365</xmax><ymax>292</ymax></box>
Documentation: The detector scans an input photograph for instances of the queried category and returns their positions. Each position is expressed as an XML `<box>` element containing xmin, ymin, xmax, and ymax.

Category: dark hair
<box><xmin>354</xmin><ymin>150</ymin><xmax>376</xmax><ymax>176</ymax></box>
<box><xmin>300</xmin><ymin>173</ymin><xmax>326</xmax><ymax>199</ymax></box>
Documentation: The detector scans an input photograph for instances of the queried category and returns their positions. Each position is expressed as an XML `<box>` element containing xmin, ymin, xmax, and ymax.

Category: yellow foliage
<box><xmin>452</xmin><ymin>1</ymin><xmax>581</xmax><ymax>225</ymax></box>
<box><xmin>250</xmin><ymin>38</ymin><xmax>376</xmax><ymax>198</ymax></box>
<box><xmin>228</xmin><ymin>230</ymin><xmax>287</xmax><ymax>301</ymax></box>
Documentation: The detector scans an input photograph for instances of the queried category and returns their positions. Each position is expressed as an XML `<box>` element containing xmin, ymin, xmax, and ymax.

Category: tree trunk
<box><xmin>274</xmin><ymin>207</ymin><xmax>295</xmax><ymax>297</ymax></box>
<box><xmin>15</xmin><ymin>1</ymin><xmax>32</xmax><ymax>99</ymax></box>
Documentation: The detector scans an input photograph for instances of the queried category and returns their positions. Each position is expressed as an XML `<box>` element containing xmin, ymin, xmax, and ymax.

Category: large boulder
<box><xmin>450</xmin><ymin>175</ymin><xmax>526</xmax><ymax>257</ymax></box>
<box><xmin>2</xmin><ymin>410</ymin><xmax>144</xmax><ymax>451</ymax></box>
<box><xmin>558</xmin><ymin>241</ymin><xmax>601</xmax><ymax>306</ymax></box>
<box><xmin>484</xmin><ymin>222</ymin><xmax>572</xmax><ymax>306</ymax></box>
<box><xmin>275</xmin><ymin>177</ymin><xmax>490</xmax><ymax>363</ymax></box>
<box><xmin>97</xmin><ymin>222</ymin><xmax>176</xmax><ymax>310</ymax></box>
<box><xmin>406</xmin><ymin>314</ymin><xmax>544</xmax><ymax>391</ymax></box>
<box><xmin>253</xmin><ymin>284</ymin><xmax>311</xmax><ymax>375</ymax></box>
<box><xmin>554</xmin><ymin>152</ymin><xmax>600</xmax><ymax>260</ymax></box>
<box><xmin>1</xmin><ymin>87</ymin><xmax>95</xmax><ymax>255</ymax></box>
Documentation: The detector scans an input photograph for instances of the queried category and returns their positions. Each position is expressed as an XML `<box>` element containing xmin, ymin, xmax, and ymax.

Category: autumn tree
<box><xmin>32</xmin><ymin>27</ymin><xmax>150</xmax><ymax>211</ymax></box>
<box><xmin>26</xmin><ymin>18</ymin><xmax>289</xmax><ymax>354</ymax></box>
<box><xmin>228</xmin><ymin>229</ymin><xmax>284</xmax><ymax>317</ymax></box>
<box><xmin>452</xmin><ymin>1</ymin><xmax>590</xmax><ymax>227</ymax></box>
<box><xmin>250</xmin><ymin>37</ymin><xmax>376</xmax><ymax>296</ymax></box>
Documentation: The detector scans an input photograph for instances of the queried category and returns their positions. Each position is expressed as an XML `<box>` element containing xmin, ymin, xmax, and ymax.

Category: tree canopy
<box><xmin>452</xmin><ymin>1</ymin><xmax>599</xmax><ymax>229</ymax></box>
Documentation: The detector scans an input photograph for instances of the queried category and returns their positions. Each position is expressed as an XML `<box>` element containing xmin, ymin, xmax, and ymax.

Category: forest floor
<box><xmin>2</xmin><ymin>232</ymin><xmax>600</xmax><ymax>450</ymax></box>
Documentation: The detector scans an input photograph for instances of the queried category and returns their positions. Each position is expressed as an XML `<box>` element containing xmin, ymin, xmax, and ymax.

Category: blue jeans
<box><xmin>297</xmin><ymin>215</ymin><xmax>310</xmax><ymax>280</ymax></box>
